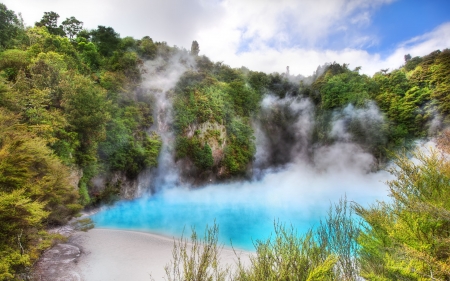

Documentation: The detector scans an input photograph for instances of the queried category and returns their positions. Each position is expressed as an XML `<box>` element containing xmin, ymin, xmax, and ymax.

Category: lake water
<box><xmin>92</xmin><ymin>160</ymin><xmax>391</xmax><ymax>250</ymax></box>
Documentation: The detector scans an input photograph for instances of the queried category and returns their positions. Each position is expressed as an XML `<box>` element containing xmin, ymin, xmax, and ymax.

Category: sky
<box><xmin>4</xmin><ymin>0</ymin><xmax>450</xmax><ymax>76</ymax></box>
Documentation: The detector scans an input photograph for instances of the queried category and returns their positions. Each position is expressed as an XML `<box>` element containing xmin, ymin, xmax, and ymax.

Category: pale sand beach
<box><xmin>72</xmin><ymin>228</ymin><xmax>250</xmax><ymax>281</ymax></box>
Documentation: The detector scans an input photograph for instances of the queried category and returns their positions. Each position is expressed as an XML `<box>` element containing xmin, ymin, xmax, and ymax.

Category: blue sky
<box><xmin>4</xmin><ymin>0</ymin><xmax>450</xmax><ymax>76</ymax></box>
<box><xmin>368</xmin><ymin>0</ymin><xmax>450</xmax><ymax>55</ymax></box>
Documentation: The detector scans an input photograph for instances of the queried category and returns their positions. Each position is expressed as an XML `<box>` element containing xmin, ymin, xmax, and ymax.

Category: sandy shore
<box><xmin>72</xmin><ymin>228</ymin><xmax>249</xmax><ymax>281</ymax></box>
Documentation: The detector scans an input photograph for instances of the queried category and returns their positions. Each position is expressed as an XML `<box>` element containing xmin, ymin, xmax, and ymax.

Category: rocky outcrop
<box><xmin>179</xmin><ymin>121</ymin><xmax>228</xmax><ymax>184</ymax></box>
<box><xmin>32</xmin><ymin>242</ymin><xmax>82</xmax><ymax>281</ymax></box>
<box><xmin>31</xmin><ymin>215</ymin><xmax>95</xmax><ymax>281</ymax></box>
<box><xmin>90</xmin><ymin>169</ymin><xmax>154</xmax><ymax>200</ymax></box>
<box><xmin>187</xmin><ymin>121</ymin><xmax>227</xmax><ymax>166</ymax></box>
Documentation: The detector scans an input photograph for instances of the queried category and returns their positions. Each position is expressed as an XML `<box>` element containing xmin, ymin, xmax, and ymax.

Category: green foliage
<box><xmin>0</xmin><ymin>108</ymin><xmax>81</xmax><ymax>278</ymax></box>
<box><xmin>191</xmin><ymin>40</ymin><xmax>200</xmax><ymax>56</ymax></box>
<box><xmin>0</xmin><ymin>109</ymin><xmax>81</xmax><ymax>224</ymax></box>
<box><xmin>98</xmin><ymin>103</ymin><xmax>162</xmax><ymax>179</ymax></box>
<box><xmin>266</xmin><ymin>72</ymin><xmax>299</xmax><ymax>98</ymax></box>
<box><xmin>223</xmin><ymin>118</ymin><xmax>255</xmax><ymax>175</ymax></box>
<box><xmin>104</xmin><ymin>131</ymin><xmax>162</xmax><ymax>178</ymax></box>
<box><xmin>405</xmin><ymin>56</ymin><xmax>423</xmax><ymax>72</ymax></box>
<box><xmin>76</xmin><ymin>37</ymin><xmax>101</xmax><ymax>70</ymax></box>
<box><xmin>302</xmin><ymin>54</ymin><xmax>450</xmax><ymax>157</ymax></box>
<box><xmin>161</xmin><ymin>223</ymin><xmax>229</xmax><ymax>281</ymax></box>
<box><xmin>429</xmin><ymin>49</ymin><xmax>450</xmax><ymax>117</ymax></box>
<box><xmin>355</xmin><ymin>148</ymin><xmax>450</xmax><ymax>280</ymax></box>
<box><xmin>317</xmin><ymin>68</ymin><xmax>372</xmax><ymax>109</ymax></box>
<box><xmin>247</xmin><ymin>71</ymin><xmax>270</xmax><ymax>93</ymax></box>
<box><xmin>0</xmin><ymin>189</ymin><xmax>48</xmax><ymax>279</ymax></box>
<box><xmin>35</xmin><ymin>11</ymin><xmax>65</xmax><ymax>36</ymax></box>
<box><xmin>137</xmin><ymin>36</ymin><xmax>157</xmax><ymax>59</ymax></box>
<box><xmin>214</xmin><ymin>63</ymin><xmax>245</xmax><ymax>83</ymax></box>
<box><xmin>235</xmin><ymin>224</ymin><xmax>337</xmax><ymax>281</ymax></box>
<box><xmin>227</xmin><ymin>81</ymin><xmax>260</xmax><ymax>116</ymax></box>
<box><xmin>163</xmin><ymin>199</ymin><xmax>360</xmax><ymax>281</ymax></box>
<box><xmin>61</xmin><ymin>74</ymin><xmax>111</xmax><ymax>166</ymax></box>
<box><xmin>61</xmin><ymin>16</ymin><xmax>83</xmax><ymax>40</ymax></box>
<box><xmin>0</xmin><ymin>5</ymin><xmax>165</xmax><ymax>211</ymax></box>
<box><xmin>0</xmin><ymin>3</ymin><xmax>25</xmax><ymax>50</ymax></box>
<box><xmin>175</xmin><ymin>136</ymin><xmax>214</xmax><ymax>170</ymax></box>
<box><xmin>78</xmin><ymin>181</ymin><xmax>90</xmax><ymax>206</ymax></box>
<box><xmin>173</xmin><ymin>70</ymin><xmax>257</xmax><ymax>176</ymax></box>
<box><xmin>0</xmin><ymin>49</ymin><xmax>30</xmax><ymax>81</ymax></box>
<box><xmin>317</xmin><ymin>197</ymin><xmax>361</xmax><ymax>280</ymax></box>
<box><xmin>90</xmin><ymin>25</ymin><xmax>121</xmax><ymax>57</ymax></box>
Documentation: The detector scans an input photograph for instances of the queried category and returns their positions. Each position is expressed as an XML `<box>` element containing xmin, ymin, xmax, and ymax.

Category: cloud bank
<box><xmin>4</xmin><ymin>0</ymin><xmax>450</xmax><ymax>75</ymax></box>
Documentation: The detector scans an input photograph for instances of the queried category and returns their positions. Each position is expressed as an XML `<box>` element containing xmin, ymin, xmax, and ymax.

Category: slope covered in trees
<box><xmin>0</xmin><ymin>2</ymin><xmax>449</xmax><ymax>279</ymax></box>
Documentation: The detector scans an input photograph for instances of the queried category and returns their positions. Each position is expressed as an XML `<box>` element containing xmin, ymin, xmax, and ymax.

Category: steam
<box><xmin>140</xmin><ymin>51</ymin><xmax>196</xmax><ymax>191</ymax></box>
<box><xmin>93</xmin><ymin>139</ymin><xmax>391</xmax><ymax>249</ymax></box>
<box><xmin>253</xmin><ymin>95</ymin><xmax>314</xmax><ymax>175</ymax></box>
<box><xmin>332</xmin><ymin>102</ymin><xmax>384</xmax><ymax>138</ymax></box>
<box><xmin>93</xmin><ymin>55</ymin><xmax>395</xmax><ymax>249</ymax></box>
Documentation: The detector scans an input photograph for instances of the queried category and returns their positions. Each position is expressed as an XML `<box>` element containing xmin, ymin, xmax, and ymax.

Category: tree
<box><xmin>355</xmin><ymin>148</ymin><xmax>450</xmax><ymax>280</ymax></box>
<box><xmin>138</xmin><ymin>36</ymin><xmax>157</xmax><ymax>59</ymax></box>
<box><xmin>0</xmin><ymin>108</ymin><xmax>81</xmax><ymax>278</ymax></box>
<box><xmin>0</xmin><ymin>189</ymin><xmax>48</xmax><ymax>279</ymax></box>
<box><xmin>191</xmin><ymin>40</ymin><xmax>200</xmax><ymax>56</ymax></box>
<box><xmin>90</xmin><ymin>25</ymin><xmax>121</xmax><ymax>57</ymax></box>
<box><xmin>0</xmin><ymin>109</ymin><xmax>81</xmax><ymax>224</ymax></box>
<box><xmin>0</xmin><ymin>49</ymin><xmax>30</xmax><ymax>82</ymax></box>
<box><xmin>61</xmin><ymin>74</ymin><xmax>111</xmax><ymax>166</ymax></box>
<box><xmin>404</xmin><ymin>54</ymin><xmax>412</xmax><ymax>62</ymax></box>
<box><xmin>0</xmin><ymin>3</ymin><xmax>24</xmax><ymax>50</ymax></box>
<box><xmin>35</xmin><ymin>11</ymin><xmax>65</xmax><ymax>36</ymax></box>
<box><xmin>61</xmin><ymin>16</ymin><xmax>83</xmax><ymax>40</ymax></box>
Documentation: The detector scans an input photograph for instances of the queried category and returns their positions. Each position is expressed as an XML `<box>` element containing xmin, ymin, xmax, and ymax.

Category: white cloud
<box><xmin>203</xmin><ymin>22</ymin><xmax>450</xmax><ymax>76</ymax></box>
<box><xmin>4</xmin><ymin>0</ymin><xmax>450</xmax><ymax>76</ymax></box>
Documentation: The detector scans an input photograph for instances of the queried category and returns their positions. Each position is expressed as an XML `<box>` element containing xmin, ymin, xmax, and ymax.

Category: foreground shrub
<box><xmin>159</xmin><ymin>223</ymin><xmax>230</xmax><ymax>281</ymax></box>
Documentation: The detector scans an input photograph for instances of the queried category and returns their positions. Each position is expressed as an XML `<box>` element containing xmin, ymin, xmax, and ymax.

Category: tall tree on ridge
<box><xmin>0</xmin><ymin>3</ymin><xmax>23</xmax><ymax>49</ymax></box>
<box><xmin>35</xmin><ymin>11</ymin><xmax>65</xmax><ymax>36</ymax></box>
<box><xmin>90</xmin><ymin>25</ymin><xmax>121</xmax><ymax>57</ymax></box>
<box><xmin>61</xmin><ymin>16</ymin><xmax>83</xmax><ymax>40</ymax></box>
<box><xmin>191</xmin><ymin>40</ymin><xmax>200</xmax><ymax>56</ymax></box>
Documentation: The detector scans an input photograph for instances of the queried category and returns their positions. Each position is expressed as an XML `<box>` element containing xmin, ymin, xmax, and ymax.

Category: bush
<box><xmin>161</xmin><ymin>199</ymin><xmax>360</xmax><ymax>281</ymax></box>
<box><xmin>160</xmin><ymin>223</ymin><xmax>230</xmax><ymax>281</ymax></box>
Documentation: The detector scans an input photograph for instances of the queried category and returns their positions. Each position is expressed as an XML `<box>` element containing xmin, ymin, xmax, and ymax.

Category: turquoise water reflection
<box><xmin>92</xmin><ymin>186</ymin><xmax>386</xmax><ymax>251</ymax></box>
<box><xmin>92</xmin><ymin>158</ymin><xmax>391</xmax><ymax>250</ymax></box>
<box><xmin>92</xmin><ymin>193</ymin><xmax>319</xmax><ymax>250</ymax></box>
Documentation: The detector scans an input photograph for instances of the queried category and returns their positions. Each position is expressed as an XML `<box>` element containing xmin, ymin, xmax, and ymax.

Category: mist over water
<box><xmin>93</xmin><ymin>148</ymin><xmax>391</xmax><ymax>249</ymax></box>
<box><xmin>92</xmin><ymin>53</ymin><xmax>393</xmax><ymax>250</ymax></box>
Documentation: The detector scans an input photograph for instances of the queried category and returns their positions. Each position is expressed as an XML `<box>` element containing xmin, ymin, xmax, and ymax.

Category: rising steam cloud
<box><xmin>93</xmin><ymin>52</ymin><xmax>393</xmax><ymax>249</ymax></box>
<box><xmin>140</xmin><ymin>50</ymin><xmax>196</xmax><ymax>191</ymax></box>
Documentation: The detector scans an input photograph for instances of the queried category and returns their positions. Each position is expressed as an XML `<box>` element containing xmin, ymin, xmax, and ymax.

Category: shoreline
<box><xmin>35</xmin><ymin>227</ymin><xmax>251</xmax><ymax>281</ymax></box>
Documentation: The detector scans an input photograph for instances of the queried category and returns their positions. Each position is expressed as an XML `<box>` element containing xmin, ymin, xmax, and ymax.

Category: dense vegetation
<box><xmin>0</xmin><ymin>4</ymin><xmax>163</xmax><ymax>278</ymax></box>
<box><xmin>164</xmin><ymin>137</ymin><xmax>450</xmax><ymax>280</ymax></box>
<box><xmin>172</xmin><ymin>48</ymin><xmax>450</xmax><ymax>178</ymax></box>
<box><xmin>0</xmin><ymin>2</ymin><xmax>449</xmax><ymax>279</ymax></box>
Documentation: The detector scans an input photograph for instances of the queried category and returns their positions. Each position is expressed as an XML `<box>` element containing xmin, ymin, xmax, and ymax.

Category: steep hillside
<box><xmin>0</xmin><ymin>3</ymin><xmax>450</xmax><ymax>278</ymax></box>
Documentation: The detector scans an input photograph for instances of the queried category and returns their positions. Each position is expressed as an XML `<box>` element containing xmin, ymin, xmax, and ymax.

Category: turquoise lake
<box><xmin>92</xmin><ymin>160</ymin><xmax>390</xmax><ymax>250</ymax></box>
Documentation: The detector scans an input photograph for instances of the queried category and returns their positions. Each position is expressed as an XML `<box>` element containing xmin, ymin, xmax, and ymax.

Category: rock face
<box><xmin>178</xmin><ymin>121</ymin><xmax>228</xmax><ymax>185</ymax></box>
<box><xmin>89</xmin><ymin>168</ymin><xmax>153</xmax><ymax>200</ymax></box>
<box><xmin>193</xmin><ymin>121</ymin><xmax>227</xmax><ymax>167</ymax></box>
<box><xmin>32</xmin><ymin>243</ymin><xmax>82</xmax><ymax>281</ymax></box>
<box><xmin>89</xmin><ymin>122</ymin><xmax>228</xmax><ymax>198</ymax></box>
<box><xmin>68</xmin><ymin>168</ymin><xmax>83</xmax><ymax>191</ymax></box>
<box><xmin>31</xmin><ymin>214</ymin><xmax>97</xmax><ymax>280</ymax></box>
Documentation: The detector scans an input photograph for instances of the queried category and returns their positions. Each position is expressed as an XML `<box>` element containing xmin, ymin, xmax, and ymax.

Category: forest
<box><xmin>0</xmin><ymin>3</ymin><xmax>449</xmax><ymax>280</ymax></box>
